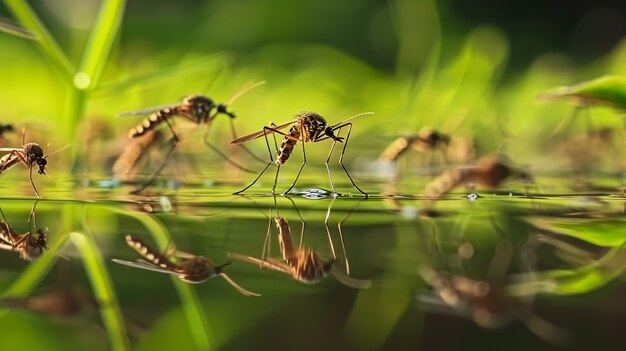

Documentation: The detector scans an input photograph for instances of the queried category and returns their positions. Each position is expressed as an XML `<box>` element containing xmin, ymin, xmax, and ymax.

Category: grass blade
<box><xmin>3</xmin><ymin>0</ymin><xmax>73</xmax><ymax>78</ymax></box>
<box><xmin>0</xmin><ymin>16</ymin><xmax>35</xmax><ymax>39</ymax></box>
<box><xmin>71</xmin><ymin>232</ymin><xmax>130</xmax><ymax>351</ymax></box>
<box><xmin>75</xmin><ymin>0</ymin><xmax>126</xmax><ymax>91</ymax></box>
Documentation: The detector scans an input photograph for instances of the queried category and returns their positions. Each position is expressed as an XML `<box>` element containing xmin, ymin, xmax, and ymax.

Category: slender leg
<box><xmin>230</xmin><ymin>118</ymin><xmax>266</xmax><ymax>164</ymax></box>
<box><xmin>28</xmin><ymin>200</ymin><xmax>39</xmax><ymax>234</ymax></box>
<box><xmin>0</xmin><ymin>206</ymin><xmax>14</xmax><ymax>245</ymax></box>
<box><xmin>282</xmin><ymin>141</ymin><xmax>306</xmax><ymax>195</ymax></box>
<box><xmin>203</xmin><ymin>122</ymin><xmax>257</xmax><ymax>173</ymax></box>
<box><xmin>28</xmin><ymin>163</ymin><xmax>40</xmax><ymax>198</ymax></box>
<box><xmin>132</xmin><ymin>118</ymin><xmax>180</xmax><ymax>194</ymax></box>
<box><xmin>325</xmin><ymin>140</ymin><xmax>339</xmax><ymax>193</ymax></box>
<box><xmin>324</xmin><ymin>198</ymin><xmax>338</xmax><ymax>262</ymax></box>
<box><xmin>233</xmin><ymin>127</ymin><xmax>277</xmax><ymax>194</ymax></box>
<box><xmin>131</xmin><ymin>136</ymin><xmax>178</xmax><ymax>194</ymax></box>
<box><xmin>335</xmin><ymin>124</ymin><xmax>368</xmax><ymax>197</ymax></box>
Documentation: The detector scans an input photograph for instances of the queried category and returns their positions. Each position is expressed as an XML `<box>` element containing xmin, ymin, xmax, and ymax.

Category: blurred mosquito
<box><xmin>0</xmin><ymin>201</ymin><xmax>48</xmax><ymax>261</ymax></box>
<box><xmin>118</xmin><ymin>81</ymin><xmax>266</xmax><ymax>193</ymax></box>
<box><xmin>231</xmin><ymin>111</ymin><xmax>373</xmax><ymax>196</ymax></box>
<box><xmin>0</xmin><ymin>130</ymin><xmax>67</xmax><ymax>198</ymax></box>
<box><xmin>379</xmin><ymin>127</ymin><xmax>451</xmax><ymax>163</ymax></box>
<box><xmin>0</xmin><ymin>123</ymin><xmax>14</xmax><ymax>145</ymax></box>
<box><xmin>228</xmin><ymin>197</ymin><xmax>371</xmax><ymax>288</ymax></box>
<box><xmin>112</xmin><ymin>234</ymin><xmax>260</xmax><ymax>296</ymax></box>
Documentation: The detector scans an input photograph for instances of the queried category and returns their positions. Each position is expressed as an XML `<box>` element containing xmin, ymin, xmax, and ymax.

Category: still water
<box><xmin>0</xmin><ymin>170</ymin><xmax>625</xmax><ymax>351</ymax></box>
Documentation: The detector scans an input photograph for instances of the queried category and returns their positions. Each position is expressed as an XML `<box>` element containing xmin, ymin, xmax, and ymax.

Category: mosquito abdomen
<box><xmin>276</xmin><ymin>125</ymin><xmax>301</xmax><ymax>165</ymax></box>
<box><xmin>125</xmin><ymin>235</ymin><xmax>177</xmax><ymax>270</ymax></box>
<box><xmin>129</xmin><ymin>108</ymin><xmax>177</xmax><ymax>138</ymax></box>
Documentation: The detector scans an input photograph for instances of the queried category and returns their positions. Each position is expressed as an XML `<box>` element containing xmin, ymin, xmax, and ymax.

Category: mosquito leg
<box><xmin>230</xmin><ymin>118</ymin><xmax>266</xmax><ymax>164</ymax></box>
<box><xmin>203</xmin><ymin>121</ymin><xmax>257</xmax><ymax>173</ymax></box>
<box><xmin>28</xmin><ymin>200</ymin><xmax>39</xmax><ymax>234</ymax></box>
<box><xmin>325</xmin><ymin>139</ymin><xmax>339</xmax><ymax>194</ymax></box>
<box><xmin>336</xmin><ymin>123</ymin><xmax>368</xmax><ymax>197</ymax></box>
<box><xmin>234</xmin><ymin>127</ymin><xmax>276</xmax><ymax>195</ymax></box>
<box><xmin>282</xmin><ymin>142</ymin><xmax>306</xmax><ymax>195</ymax></box>
<box><xmin>28</xmin><ymin>163</ymin><xmax>40</xmax><ymax>198</ymax></box>
<box><xmin>131</xmin><ymin>136</ymin><xmax>178</xmax><ymax>194</ymax></box>
<box><xmin>0</xmin><ymin>206</ymin><xmax>14</xmax><ymax>245</ymax></box>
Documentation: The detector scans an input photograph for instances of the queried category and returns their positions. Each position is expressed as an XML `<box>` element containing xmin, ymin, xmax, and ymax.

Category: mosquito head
<box><xmin>324</xmin><ymin>126</ymin><xmax>344</xmax><ymax>142</ymax></box>
<box><xmin>37</xmin><ymin>158</ymin><xmax>47</xmax><ymax>175</ymax></box>
<box><xmin>216</xmin><ymin>103</ymin><xmax>236</xmax><ymax>118</ymax></box>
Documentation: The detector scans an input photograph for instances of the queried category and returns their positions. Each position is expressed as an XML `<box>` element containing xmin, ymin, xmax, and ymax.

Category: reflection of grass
<box><xmin>71</xmin><ymin>232</ymin><xmax>129</xmax><ymax>351</ymax></box>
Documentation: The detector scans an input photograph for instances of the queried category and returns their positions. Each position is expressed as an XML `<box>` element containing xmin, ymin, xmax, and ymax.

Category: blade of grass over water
<box><xmin>122</xmin><ymin>211</ymin><xmax>212</xmax><ymax>351</ymax></box>
<box><xmin>3</xmin><ymin>0</ymin><xmax>73</xmax><ymax>78</ymax></box>
<box><xmin>71</xmin><ymin>232</ymin><xmax>130</xmax><ymax>351</ymax></box>
<box><xmin>75</xmin><ymin>0</ymin><xmax>126</xmax><ymax>91</ymax></box>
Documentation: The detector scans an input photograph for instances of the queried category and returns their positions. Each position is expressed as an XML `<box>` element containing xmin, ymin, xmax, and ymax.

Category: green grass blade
<box><xmin>71</xmin><ymin>232</ymin><xmax>130</xmax><ymax>351</ymax></box>
<box><xmin>122</xmin><ymin>212</ymin><xmax>212</xmax><ymax>350</ymax></box>
<box><xmin>3</xmin><ymin>0</ymin><xmax>73</xmax><ymax>78</ymax></box>
<box><xmin>0</xmin><ymin>231</ymin><xmax>69</xmax><ymax>300</ymax></box>
<box><xmin>75</xmin><ymin>0</ymin><xmax>126</xmax><ymax>91</ymax></box>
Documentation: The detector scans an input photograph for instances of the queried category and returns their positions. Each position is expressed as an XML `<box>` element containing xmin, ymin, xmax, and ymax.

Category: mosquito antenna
<box><xmin>227</xmin><ymin>81</ymin><xmax>266</xmax><ymax>106</ymax></box>
<box><xmin>46</xmin><ymin>144</ymin><xmax>70</xmax><ymax>158</ymax></box>
<box><xmin>21</xmin><ymin>127</ymin><xmax>25</xmax><ymax>145</ymax></box>
<box><xmin>218</xmin><ymin>272</ymin><xmax>261</xmax><ymax>296</ymax></box>
<box><xmin>337</xmin><ymin>111</ymin><xmax>374</xmax><ymax>125</ymax></box>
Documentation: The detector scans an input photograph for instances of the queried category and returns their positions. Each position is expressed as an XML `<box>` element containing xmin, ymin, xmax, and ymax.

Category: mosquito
<box><xmin>0</xmin><ymin>202</ymin><xmax>48</xmax><ymax>261</ymax></box>
<box><xmin>118</xmin><ymin>81</ymin><xmax>265</xmax><ymax>193</ymax></box>
<box><xmin>228</xmin><ymin>197</ymin><xmax>371</xmax><ymax>288</ymax></box>
<box><xmin>0</xmin><ymin>130</ymin><xmax>66</xmax><ymax>198</ymax></box>
<box><xmin>380</xmin><ymin>127</ymin><xmax>452</xmax><ymax>163</ymax></box>
<box><xmin>112</xmin><ymin>234</ymin><xmax>260</xmax><ymax>296</ymax></box>
<box><xmin>231</xmin><ymin>111</ymin><xmax>373</xmax><ymax>196</ymax></box>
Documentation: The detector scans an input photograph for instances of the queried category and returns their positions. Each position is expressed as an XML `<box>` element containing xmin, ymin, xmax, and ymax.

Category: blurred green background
<box><xmin>1</xmin><ymin>1</ymin><xmax>626</xmax><ymax>351</ymax></box>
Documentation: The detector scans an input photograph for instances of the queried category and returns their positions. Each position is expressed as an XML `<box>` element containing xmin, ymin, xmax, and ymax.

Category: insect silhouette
<box><xmin>0</xmin><ymin>131</ymin><xmax>66</xmax><ymax>198</ymax></box>
<box><xmin>112</xmin><ymin>234</ymin><xmax>260</xmax><ymax>296</ymax></box>
<box><xmin>231</xmin><ymin>111</ymin><xmax>373</xmax><ymax>196</ymax></box>
<box><xmin>0</xmin><ymin>287</ymin><xmax>96</xmax><ymax>318</ymax></box>
<box><xmin>379</xmin><ymin>127</ymin><xmax>452</xmax><ymax>163</ymax></box>
<box><xmin>228</xmin><ymin>198</ymin><xmax>371</xmax><ymax>288</ymax></box>
<box><xmin>0</xmin><ymin>202</ymin><xmax>48</xmax><ymax>261</ymax></box>
<box><xmin>0</xmin><ymin>123</ymin><xmax>14</xmax><ymax>145</ymax></box>
<box><xmin>118</xmin><ymin>81</ymin><xmax>265</xmax><ymax>193</ymax></box>
<box><xmin>113</xmin><ymin>129</ymin><xmax>164</xmax><ymax>181</ymax></box>
<box><xmin>424</xmin><ymin>155</ymin><xmax>532</xmax><ymax>200</ymax></box>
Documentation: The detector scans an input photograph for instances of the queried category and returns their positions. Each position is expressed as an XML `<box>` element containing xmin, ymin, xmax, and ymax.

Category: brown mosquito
<box><xmin>112</xmin><ymin>234</ymin><xmax>260</xmax><ymax>296</ymax></box>
<box><xmin>118</xmin><ymin>81</ymin><xmax>266</xmax><ymax>193</ymax></box>
<box><xmin>228</xmin><ymin>197</ymin><xmax>371</xmax><ymax>288</ymax></box>
<box><xmin>380</xmin><ymin>127</ymin><xmax>452</xmax><ymax>163</ymax></box>
<box><xmin>0</xmin><ymin>130</ymin><xmax>66</xmax><ymax>198</ymax></box>
<box><xmin>231</xmin><ymin>111</ymin><xmax>373</xmax><ymax>196</ymax></box>
<box><xmin>0</xmin><ymin>202</ymin><xmax>48</xmax><ymax>261</ymax></box>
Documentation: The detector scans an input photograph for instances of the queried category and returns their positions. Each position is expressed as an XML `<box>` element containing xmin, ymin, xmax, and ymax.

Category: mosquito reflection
<box><xmin>113</xmin><ymin>234</ymin><xmax>260</xmax><ymax>296</ymax></box>
<box><xmin>0</xmin><ymin>201</ymin><xmax>48</xmax><ymax>261</ymax></box>
<box><xmin>228</xmin><ymin>197</ymin><xmax>371</xmax><ymax>288</ymax></box>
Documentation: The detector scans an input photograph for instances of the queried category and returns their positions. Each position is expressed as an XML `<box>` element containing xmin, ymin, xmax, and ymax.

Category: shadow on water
<box><xmin>0</xmin><ymin>176</ymin><xmax>626</xmax><ymax>350</ymax></box>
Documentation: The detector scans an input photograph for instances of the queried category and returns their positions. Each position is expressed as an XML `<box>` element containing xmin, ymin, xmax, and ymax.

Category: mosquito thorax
<box><xmin>184</xmin><ymin>95</ymin><xmax>214</xmax><ymax>120</ymax></box>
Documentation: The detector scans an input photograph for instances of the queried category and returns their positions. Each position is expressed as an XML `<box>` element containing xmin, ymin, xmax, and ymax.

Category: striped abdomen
<box><xmin>424</xmin><ymin>167</ymin><xmax>471</xmax><ymax>198</ymax></box>
<box><xmin>129</xmin><ymin>108</ymin><xmax>177</xmax><ymax>138</ymax></box>
<box><xmin>125</xmin><ymin>234</ymin><xmax>178</xmax><ymax>271</ymax></box>
<box><xmin>379</xmin><ymin>136</ymin><xmax>417</xmax><ymax>162</ymax></box>
<box><xmin>275</xmin><ymin>125</ymin><xmax>301</xmax><ymax>165</ymax></box>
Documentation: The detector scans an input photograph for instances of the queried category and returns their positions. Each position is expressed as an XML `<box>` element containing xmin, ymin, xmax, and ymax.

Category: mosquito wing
<box><xmin>227</xmin><ymin>253</ymin><xmax>291</xmax><ymax>274</ymax></box>
<box><xmin>230</xmin><ymin>120</ymin><xmax>296</xmax><ymax>144</ymax></box>
<box><xmin>0</xmin><ymin>148</ymin><xmax>23</xmax><ymax>152</ymax></box>
<box><xmin>112</xmin><ymin>258</ymin><xmax>178</xmax><ymax>275</ymax></box>
<box><xmin>117</xmin><ymin>104</ymin><xmax>177</xmax><ymax>117</ymax></box>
